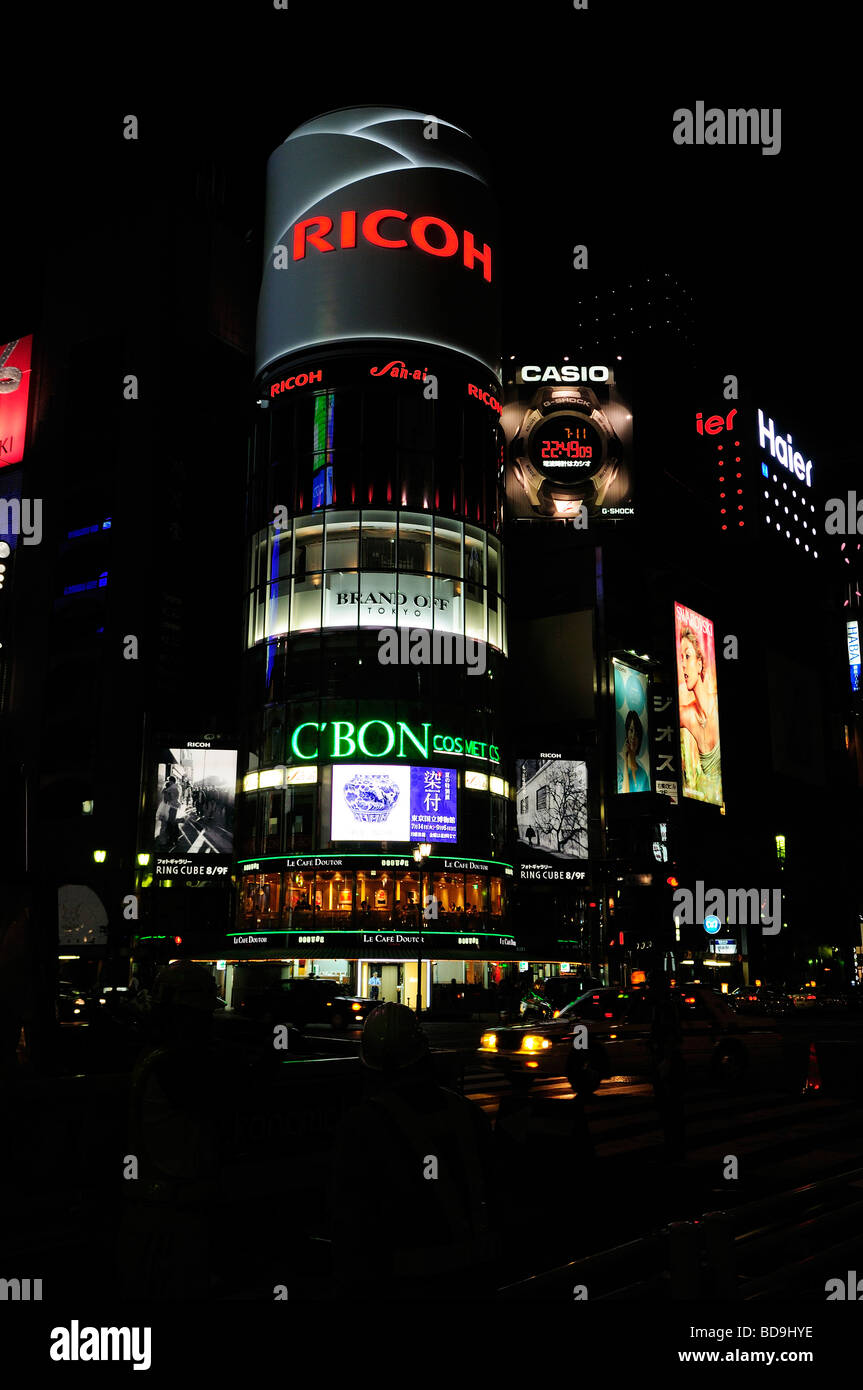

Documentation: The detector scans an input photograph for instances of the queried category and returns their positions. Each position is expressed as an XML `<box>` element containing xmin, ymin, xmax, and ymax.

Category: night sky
<box><xmin>5</xmin><ymin>3</ymin><xmax>851</xmax><ymax>476</ymax></box>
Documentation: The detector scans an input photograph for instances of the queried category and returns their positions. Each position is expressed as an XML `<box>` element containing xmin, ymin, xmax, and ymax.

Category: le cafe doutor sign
<box><xmin>290</xmin><ymin>719</ymin><xmax>500</xmax><ymax>765</ymax></box>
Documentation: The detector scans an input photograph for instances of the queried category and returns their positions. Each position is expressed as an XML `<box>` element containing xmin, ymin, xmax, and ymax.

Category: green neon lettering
<box><xmin>331</xmin><ymin>721</ymin><xmax>357</xmax><ymax>757</ymax></box>
<box><xmin>358</xmin><ymin>720</ymin><xmax>395</xmax><ymax>757</ymax></box>
<box><xmin>398</xmin><ymin>721</ymin><xmax>430</xmax><ymax>760</ymax></box>
<box><xmin>291</xmin><ymin>722</ymin><xmax>320</xmax><ymax>760</ymax></box>
<box><xmin>489</xmin><ymin>745</ymin><xmax>500</xmax><ymax>763</ymax></box>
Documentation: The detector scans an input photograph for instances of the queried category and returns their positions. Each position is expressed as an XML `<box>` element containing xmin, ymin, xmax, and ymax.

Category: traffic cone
<box><xmin>802</xmin><ymin>1042</ymin><xmax>821</xmax><ymax>1094</ymax></box>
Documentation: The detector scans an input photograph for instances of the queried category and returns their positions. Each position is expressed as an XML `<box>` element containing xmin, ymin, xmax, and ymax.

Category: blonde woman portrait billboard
<box><xmin>674</xmin><ymin>603</ymin><xmax>723</xmax><ymax>806</ymax></box>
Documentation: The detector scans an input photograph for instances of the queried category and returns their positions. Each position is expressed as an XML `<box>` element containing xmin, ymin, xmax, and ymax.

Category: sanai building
<box><xmin>230</xmin><ymin>107</ymin><xmax>520</xmax><ymax>1008</ymax></box>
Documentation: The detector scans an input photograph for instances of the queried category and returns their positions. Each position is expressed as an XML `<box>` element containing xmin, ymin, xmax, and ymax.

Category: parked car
<box><xmin>729</xmin><ymin>986</ymin><xmax>794</xmax><ymax>1016</ymax></box>
<box><xmin>478</xmin><ymin>984</ymin><xmax>784</xmax><ymax>1094</ymax></box>
<box><xmin>55</xmin><ymin>981</ymin><xmax>89</xmax><ymax>1024</ymax></box>
<box><xmin>788</xmin><ymin>987</ymin><xmax>849</xmax><ymax>1011</ymax></box>
<box><xmin>235</xmin><ymin>977</ymin><xmax>376</xmax><ymax>1030</ymax></box>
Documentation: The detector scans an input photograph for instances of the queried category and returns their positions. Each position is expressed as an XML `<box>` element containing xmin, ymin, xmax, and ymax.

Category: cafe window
<box><xmin>395</xmin><ymin>872</ymin><xmax>422</xmax><ymax>923</ymax></box>
<box><xmin>315</xmin><ymin>870</ymin><xmax>353</xmax><ymax>919</ymax></box>
<box><xmin>356</xmin><ymin>870</ymin><xmax>393</xmax><ymax>915</ymax></box>
<box><xmin>464</xmin><ymin>878</ymin><xmax>485</xmax><ymax>916</ymax></box>
<box><xmin>260</xmin><ymin>873</ymin><xmax>281</xmax><ymax>920</ymax></box>
<box><xmin>284</xmin><ymin>870</ymin><xmax>313</xmax><ymax>922</ymax></box>
<box><xmin>489</xmin><ymin>876</ymin><xmax>504</xmax><ymax>916</ymax></box>
<box><xmin>432</xmin><ymin>872</ymin><xmax>465</xmax><ymax>915</ymax></box>
<box><xmin>240</xmin><ymin>874</ymin><xmax>261</xmax><ymax>922</ymax></box>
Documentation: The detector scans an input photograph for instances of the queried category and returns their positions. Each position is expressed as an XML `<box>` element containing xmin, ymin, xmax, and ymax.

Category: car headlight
<box><xmin>520</xmin><ymin>1035</ymin><xmax>551</xmax><ymax>1052</ymax></box>
<box><xmin>75</xmin><ymin>998</ymin><xmax>86</xmax><ymax>1006</ymax></box>
<box><xmin>351</xmin><ymin>1002</ymin><xmax>362</xmax><ymax>1011</ymax></box>
<box><xmin>480</xmin><ymin>1033</ymin><xmax>498</xmax><ymax>1050</ymax></box>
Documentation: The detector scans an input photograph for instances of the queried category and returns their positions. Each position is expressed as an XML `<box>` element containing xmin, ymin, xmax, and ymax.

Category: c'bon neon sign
<box><xmin>290</xmin><ymin>719</ymin><xmax>500</xmax><ymax>765</ymax></box>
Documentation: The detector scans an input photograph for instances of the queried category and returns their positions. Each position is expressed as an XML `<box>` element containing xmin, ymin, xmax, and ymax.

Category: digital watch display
<box><xmin>511</xmin><ymin>386</ymin><xmax>623</xmax><ymax>517</ymax></box>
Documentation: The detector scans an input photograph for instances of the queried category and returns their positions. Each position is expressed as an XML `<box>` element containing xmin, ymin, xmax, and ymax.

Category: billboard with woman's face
<box><xmin>613</xmin><ymin>660</ymin><xmax>650</xmax><ymax>793</ymax></box>
<box><xmin>675</xmin><ymin>603</ymin><xmax>723</xmax><ymax>806</ymax></box>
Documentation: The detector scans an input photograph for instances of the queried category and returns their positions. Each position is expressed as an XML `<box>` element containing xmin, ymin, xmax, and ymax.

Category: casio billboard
<box><xmin>256</xmin><ymin>107</ymin><xmax>500</xmax><ymax>381</ymax></box>
<box><xmin>516</xmin><ymin>365</ymin><xmax>612</xmax><ymax>385</ymax></box>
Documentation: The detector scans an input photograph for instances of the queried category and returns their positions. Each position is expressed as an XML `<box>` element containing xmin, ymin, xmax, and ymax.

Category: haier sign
<box><xmin>758</xmin><ymin>409</ymin><xmax>814</xmax><ymax>489</ymax></box>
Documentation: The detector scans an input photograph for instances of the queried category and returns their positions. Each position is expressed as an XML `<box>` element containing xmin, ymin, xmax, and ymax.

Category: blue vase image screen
<box><xmin>343</xmin><ymin>772</ymin><xmax>401</xmax><ymax>824</ymax></box>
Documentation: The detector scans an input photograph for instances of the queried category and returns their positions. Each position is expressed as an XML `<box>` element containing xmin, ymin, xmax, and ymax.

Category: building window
<box><xmin>245</xmin><ymin>510</ymin><xmax>505</xmax><ymax>652</ymax></box>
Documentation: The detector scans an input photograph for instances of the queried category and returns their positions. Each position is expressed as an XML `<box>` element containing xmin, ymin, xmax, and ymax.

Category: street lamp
<box><xmin>413</xmin><ymin>843</ymin><xmax>431</xmax><ymax>1015</ymax></box>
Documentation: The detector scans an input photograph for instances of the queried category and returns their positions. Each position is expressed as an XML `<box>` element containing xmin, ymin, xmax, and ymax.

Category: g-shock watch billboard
<box><xmin>511</xmin><ymin>386</ymin><xmax>623</xmax><ymax>517</ymax></box>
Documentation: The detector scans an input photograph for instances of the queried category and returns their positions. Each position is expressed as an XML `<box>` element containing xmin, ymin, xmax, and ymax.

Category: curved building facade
<box><xmin>232</xmin><ymin>108</ymin><xmax>519</xmax><ymax>1006</ymax></box>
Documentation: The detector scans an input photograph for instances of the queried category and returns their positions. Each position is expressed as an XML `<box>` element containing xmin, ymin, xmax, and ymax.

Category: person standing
<box><xmin>162</xmin><ymin>776</ymin><xmax>181</xmax><ymax>850</ymax></box>
<box><xmin>330</xmin><ymin>1004</ymin><xmax>498</xmax><ymax>1299</ymax></box>
<box><xmin>369</xmin><ymin>971</ymin><xmax>381</xmax><ymax>1001</ymax></box>
<box><xmin>648</xmin><ymin>974</ymin><xmax>686</xmax><ymax>1161</ymax></box>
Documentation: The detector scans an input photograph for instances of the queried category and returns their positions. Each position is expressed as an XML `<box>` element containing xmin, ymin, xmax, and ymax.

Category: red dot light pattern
<box><xmin>717</xmin><ymin>437</ymin><xmax>744</xmax><ymax>531</ymax></box>
<box><xmin>712</xmin><ymin>429</ymin><xmax>820</xmax><ymax>557</ymax></box>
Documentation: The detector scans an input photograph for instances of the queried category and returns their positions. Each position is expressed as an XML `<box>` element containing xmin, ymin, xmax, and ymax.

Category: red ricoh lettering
<box><xmin>467</xmin><ymin>383</ymin><xmax>502</xmax><ymax>413</ymax></box>
<box><xmin>270</xmin><ymin>368</ymin><xmax>324</xmax><ymax>397</ymax></box>
<box><xmin>290</xmin><ymin>210</ymin><xmax>493</xmax><ymax>282</ymax></box>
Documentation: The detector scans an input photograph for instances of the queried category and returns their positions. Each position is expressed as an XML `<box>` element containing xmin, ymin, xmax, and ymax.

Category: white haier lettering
<box><xmin>517</xmin><ymin>365</ymin><xmax>611</xmax><ymax>385</ymax></box>
<box><xmin>758</xmin><ymin>409</ymin><xmax>814</xmax><ymax>488</ymax></box>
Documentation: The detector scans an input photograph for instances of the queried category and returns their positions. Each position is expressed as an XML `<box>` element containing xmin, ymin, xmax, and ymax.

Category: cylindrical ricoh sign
<box><xmin>255</xmin><ymin>106</ymin><xmax>500</xmax><ymax>381</ymax></box>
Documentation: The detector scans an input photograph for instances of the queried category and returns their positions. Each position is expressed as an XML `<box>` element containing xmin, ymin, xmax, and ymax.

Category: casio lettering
<box><xmin>517</xmin><ymin>365</ymin><xmax>610</xmax><ymax>385</ymax></box>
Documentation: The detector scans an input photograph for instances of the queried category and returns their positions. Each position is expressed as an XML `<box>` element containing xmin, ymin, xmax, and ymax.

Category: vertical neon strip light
<box><xmin>266</xmin><ymin>528</ymin><xmax>280</xmax><ymax>685</ymax></box>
